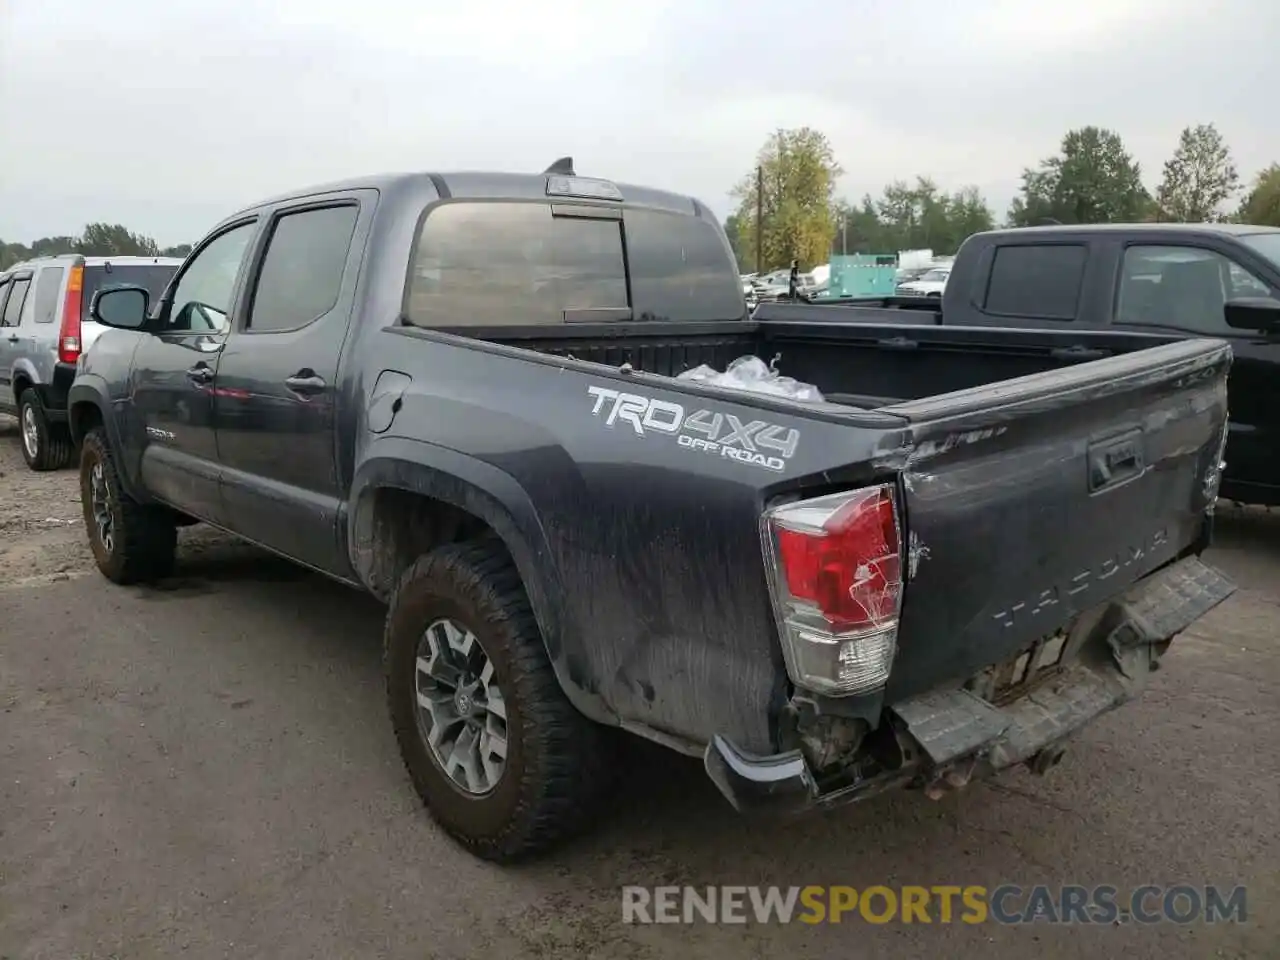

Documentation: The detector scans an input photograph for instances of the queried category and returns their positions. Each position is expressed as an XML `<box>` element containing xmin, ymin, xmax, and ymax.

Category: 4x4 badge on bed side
<box><xmin>586</xmin><ymin>385</ymin><xmax>800</xmax><ymax>473</ymax></box>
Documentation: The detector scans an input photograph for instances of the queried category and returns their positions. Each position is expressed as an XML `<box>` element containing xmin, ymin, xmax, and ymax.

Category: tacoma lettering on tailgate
<box><xmin>992</xmin><ymin>527</ymin><xmax>1170</xmax><ymax>628</ymax></box>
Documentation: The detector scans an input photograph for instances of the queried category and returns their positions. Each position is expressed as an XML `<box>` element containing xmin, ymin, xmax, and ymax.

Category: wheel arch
<box><xmin>347</xmin><ymin>437</ymin><xmax>614</xmax><ymax>726</ymax></box>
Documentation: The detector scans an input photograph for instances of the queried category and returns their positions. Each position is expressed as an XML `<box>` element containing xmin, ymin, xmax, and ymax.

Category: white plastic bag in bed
<box><xmin>677</xmin><ymin>355</ymin><xmax>824</xmax><ymax>403</ymax></box>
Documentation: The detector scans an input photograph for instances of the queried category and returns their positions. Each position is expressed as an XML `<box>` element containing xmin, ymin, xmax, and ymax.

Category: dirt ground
<box><xmin>1</xmin><ymin>412</ymin><xmax>1277</xmax><ymax>959</ymax></box>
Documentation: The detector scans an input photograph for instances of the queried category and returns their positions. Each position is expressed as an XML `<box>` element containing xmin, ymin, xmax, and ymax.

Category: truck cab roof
<box><xmin>234</xmin><ymin>170</ymin><xmax>706</xmax><ymax>221</ymax></box>
<box><xmin>976</xmin><ymin>222</ymin><xmax>1280</xmax><ymax>241</ymax></box>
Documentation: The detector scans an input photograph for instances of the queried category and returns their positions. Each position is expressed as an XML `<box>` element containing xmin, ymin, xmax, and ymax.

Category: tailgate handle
<box><xmin>876</xmin><ymin>336</ymin><xmax>918</xmax><ymax>350</ymax></box>
<box><xmin>1089</xmin><ymin>433</ymin><xmax>1145</xmax><ymax>491</ymax></box>
<box><xmin>1051</xmin><ymin>345</ymin><xmax>1109</xmax><ymax>361</ymax></box>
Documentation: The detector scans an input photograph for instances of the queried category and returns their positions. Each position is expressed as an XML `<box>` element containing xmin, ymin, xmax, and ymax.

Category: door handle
<box><xmin>1050</xmin><ymin>345</ymin><xmax>1109</xmax><ymax>361</ymax></box>
<box><xmin>6</xmin><ymin>335</ymin><xmax>18</xmax><ymax>343</ymax></box>
<box><xmin>284</xmin><ymin>373</ymin><xmax>327</xmax><ymax>395</ymax></box>
<box><xmin>186</xmin><ymin>364</ymin><xmax>214</xmax><ymax>383</ymax></box>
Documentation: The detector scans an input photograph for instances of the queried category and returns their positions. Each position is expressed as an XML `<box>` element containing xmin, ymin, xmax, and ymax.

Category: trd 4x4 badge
<box><xmin>586</xmin><ymin>385</ymin><xmax>800</xmax><ymax>473</ymax></box>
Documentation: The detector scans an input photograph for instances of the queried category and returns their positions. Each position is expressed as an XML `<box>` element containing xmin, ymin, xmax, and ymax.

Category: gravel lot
<box><xmin>1</xmin><ymin>413</ymin><xmax>1277</xmax><ymax>959</ymax></box>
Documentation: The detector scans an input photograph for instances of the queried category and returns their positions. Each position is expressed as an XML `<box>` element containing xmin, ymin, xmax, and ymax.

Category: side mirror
<box><xmin>90</xmin><ymin>286</ymin><xmax>151</xmax><ymax>330</ymax></box>
<box><xmin>1224</xmin><ymin>297</ymin><xmax>1280</xmax><ymax>333</ymax></box>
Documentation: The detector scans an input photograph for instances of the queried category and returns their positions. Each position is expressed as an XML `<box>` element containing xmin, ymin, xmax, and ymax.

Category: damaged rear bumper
<box><xmin>704</xmin><ymin>556</ymin><xmax>1235</xmax><ymax>815</ymax></box>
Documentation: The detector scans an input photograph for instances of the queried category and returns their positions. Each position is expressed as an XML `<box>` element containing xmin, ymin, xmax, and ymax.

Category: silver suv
<box><xmin>0</xmin><ymin>254</ymin><xmax>182</xmax><ymax>469</ymax></box>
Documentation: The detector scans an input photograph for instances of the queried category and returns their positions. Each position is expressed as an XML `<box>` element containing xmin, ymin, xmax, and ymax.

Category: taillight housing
<box><xmin>761</xmin><ymin>484</ymin><xmax>903</xmax><ymax>696</ymax></box>
<box><xmin>58</xmin><ymin>265</ymin><xmax>84</xmax><ymax>364</ymax></box>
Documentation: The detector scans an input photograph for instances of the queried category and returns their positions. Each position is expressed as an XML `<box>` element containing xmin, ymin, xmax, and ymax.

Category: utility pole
<box><xmin>754</xmin><ymin>165</ymin><xmax>763</xmax><ymax>274</ymax></box>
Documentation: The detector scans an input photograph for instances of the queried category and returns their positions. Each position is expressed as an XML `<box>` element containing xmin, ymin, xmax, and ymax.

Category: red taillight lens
<box><xmin>58</xmin><ymin>265</ymin><xmax>83</xmax><ymax>364</ymax></box>
<box><xmin>763</xmin><ymin>484</ymin><xmax>903</xmax><ymax>696</ymax></box>
<box><xmin>774</xmin><ymin>488</ymin><xmax>899</xmax><ymax>631</ymax></box>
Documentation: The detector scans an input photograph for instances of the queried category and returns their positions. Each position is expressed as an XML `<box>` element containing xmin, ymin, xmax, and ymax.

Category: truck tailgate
<box><xmin>880</xmin><ymin>338</ymin><xmax>1230</xmax><ymax>700</ymax></box>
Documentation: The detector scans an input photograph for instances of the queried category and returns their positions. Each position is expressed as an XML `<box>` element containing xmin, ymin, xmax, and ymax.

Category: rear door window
<box><xmin>984</xmin><ymin>244</ymin><xmax>1088</xmax><ymax>320</ymax></box>
<box><xmin>82</xmin><ymin>263</ymin><xmax>180</xmax><ymax>322</ymax></box>
<box><xmin>31</xmin><ymin>266</ymin><xmax>65</xmax><ymax>324</ymax></box>
<box><xmin>1</xmin><ymin>278</ymin><xmax>31</xmax><ymax>327</ymax></box>
<box><xmin>246</xmin><ymin>204</ymin><xmax>360</xmax><ymax>333</ymax></box>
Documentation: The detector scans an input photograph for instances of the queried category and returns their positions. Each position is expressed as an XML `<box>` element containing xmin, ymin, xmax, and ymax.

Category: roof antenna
<box><xmin>544</xmin><ymin>156</ymin><xmax>575</xmax><ymax>176</ymax></box>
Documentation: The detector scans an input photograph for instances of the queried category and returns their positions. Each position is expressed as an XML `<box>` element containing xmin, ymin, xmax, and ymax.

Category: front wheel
<box><xmin>79</xmin><ymin>428</ymin><xmax>177</xmax><ymax>584</ymax></box>
<box><xmin>385</xmin><ymin>539</ymin><xmax>610</xmax><ymax>862</ymax></box>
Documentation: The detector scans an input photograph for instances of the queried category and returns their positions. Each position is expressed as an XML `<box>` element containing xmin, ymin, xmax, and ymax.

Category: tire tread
<box><xmin>385</xmin><ymin>538</ymin><xmax>610</xmax><ymax>862</ymax></box>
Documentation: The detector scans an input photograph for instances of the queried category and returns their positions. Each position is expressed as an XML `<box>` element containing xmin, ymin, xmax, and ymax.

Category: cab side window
<box><xmin>246</xmin><ymin>205</ymin><xmax>359</xmax><ymax>334</ymax></box>
<box><xmin>165</xmin><ymin>222</ymin><xmax>257</xmax><ymax>334</ymax></box>
<box><xmin>1115</xmin><ymin>245</ymin><xmax>1274</xmax><ymax>334</ymax></box>
<box><xmin>984</xmin><ymin>244</ymin><xmax>1088</xmax><ymax>320</ymax></box>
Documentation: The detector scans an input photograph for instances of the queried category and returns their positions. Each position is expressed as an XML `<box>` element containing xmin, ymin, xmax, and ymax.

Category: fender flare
<box><xmin>348</xmin><ymin>437</ymin><xmax>615</xmax><ymax>726</ymax></box>
<box><xmin>7</xmin><ymin>358</ymin><xmax>40</xmax><ymax>403</ymax></box>
<box><xmin>67</xmin><ymin>377</ymin><xmax>143</xmax><ymax>499</ymax></box>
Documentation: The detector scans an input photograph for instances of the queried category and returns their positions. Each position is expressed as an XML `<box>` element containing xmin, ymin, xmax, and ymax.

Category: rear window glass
<box><xmin>407</xmin><ymin>202</ymin><xmax>626</xmax><ymax>326</ymax></box>
<box><xmin>984</xmin><ymin>244</ymin><xmax>1088</xmax><ymax>320</ymax></box>
<box><xmin>404</xmin><ymin>200</ymin><xmax>744</xmax><ymax>328</ymax></box>
<box><xmin>82</xmin><ymin>263</ymin><xmax>180</xmax><ymax>322</ymax></box>
<box><xmin>623</xmin><ymin>208</ymin><xmax>748</xmax><ymax>322</ymax></box>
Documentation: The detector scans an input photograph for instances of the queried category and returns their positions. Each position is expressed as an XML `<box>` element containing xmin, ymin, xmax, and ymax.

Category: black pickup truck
<box><xmin>793</xmin><ymin>223</ymin><xmax>1280</xmax><ymax>506</ymax></box>
<box><xmin>69</xmin><ymin>165</ymin><xmax>1236</xmax><ymax>863</ymax></box>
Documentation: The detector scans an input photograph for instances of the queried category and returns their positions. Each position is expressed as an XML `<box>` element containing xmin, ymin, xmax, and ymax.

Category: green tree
<box><xmin>31</xmin><ymin>235</ymin><xmax>79</xmax><ymax>257</ymax></box>
<box><xmin>160</xmin><ymin>243</ymin><xmax>193</xmax><ymax>258</ymax></box>
<box><xmin>1236</xmin><ymin>164</ymin><xmax>1280</xmax><ymax>226</ymax></box>
<box><xmin>948</xmin><ymin>186</ymin><xmax>997</xmax><ymax>243</ymax></box>
<box><xmin>0</xmin><ymin>242</ymin><xmax>31</xmax><ymax>270</ymax></box>
<box><xmin>1155</xmin><ymin>123</ymin><xmax>1239</xmax><ymax>222</ymax></box>
<box><xmin>831</xmin><ymin>197</ymin><xmax>891</xmax><ymax>254</ymax></box>
<box><xmin>731</xmin><ymin>127</ymin><xmax>843</xmax><ymax>272</ymax></box>
<box><xmin>78</xmin><ymin>222</ymin><xmax>160</xmax><ymax>257</ymax></box>
<box><xmin>834</xmin><ymin>179</ymin><xmax>992</xmax><ymax>254</ymax></box>
<box><xmin>1008</xmin><ymin>127</ymin><xmax>1151</xmax><ymax>226</ymax></box>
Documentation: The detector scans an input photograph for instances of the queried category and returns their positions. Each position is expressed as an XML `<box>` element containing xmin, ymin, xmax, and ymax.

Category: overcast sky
<box><xmin>1</xmin><ymin>0</ymin><xmax>1276</xmax><ymax>246</ymax></box>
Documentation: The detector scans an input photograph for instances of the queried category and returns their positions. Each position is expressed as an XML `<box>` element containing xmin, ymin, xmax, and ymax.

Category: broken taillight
<box><xmin>762</xmin><ymin>484</ymin><xmax>903</xmax><ymax>696</ymax></box>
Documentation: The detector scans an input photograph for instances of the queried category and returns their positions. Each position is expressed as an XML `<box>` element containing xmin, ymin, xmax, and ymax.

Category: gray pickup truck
<box><xmin>69</xmin><ymin>163</ymin><xmax>1236</xmax><ymax>862</ymax></box>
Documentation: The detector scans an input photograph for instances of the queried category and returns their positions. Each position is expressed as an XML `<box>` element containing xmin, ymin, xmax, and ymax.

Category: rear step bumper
<box><xmin>704</xmin><ymin>556</ymin><xmax>1236</xmax><ymax>815</ymax></box>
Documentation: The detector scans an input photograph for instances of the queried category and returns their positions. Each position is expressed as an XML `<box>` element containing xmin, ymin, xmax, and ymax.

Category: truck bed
<box><xmin>445</xmin><ymin>312</ymin><xmax>1180</xmax><ymax>412</ymax></box>
<box><xmin>424</xmin><ymin>313</ymin><xmax>1231</xmax><ymax>706</ymax></box>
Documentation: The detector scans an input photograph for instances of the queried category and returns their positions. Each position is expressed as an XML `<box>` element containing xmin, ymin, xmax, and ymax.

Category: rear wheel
<box><xmin>18</xmin><ymin>389</ymin><xmax>73</xmax><ymax>471</ymax></box>
<box><xmin>79</xmin><ymin>427</ymin><xmax>177</xmax><ymax>584</ymax></box>
<box><xmin>385</xmin><ymin>539</ymin><xmax>610</xmax><ymax>862</ymax></box>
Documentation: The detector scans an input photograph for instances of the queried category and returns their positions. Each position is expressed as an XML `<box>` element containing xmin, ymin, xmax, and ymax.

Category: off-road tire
<box><xmin>18</xmin><ymin>388</ymin><xmax>73</xmax><ymax>471</ymax></box>
<box><xmin>385</xmin><ymin>539</ymin><xmax>611</xmax><ymax>862</ymax></box>
<box><xmin>79</xmin><ymin>427</ymin><xmax>177</xmax><ymax>584</ymax></box>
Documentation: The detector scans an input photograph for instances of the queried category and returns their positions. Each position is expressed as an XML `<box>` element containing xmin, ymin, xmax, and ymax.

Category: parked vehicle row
<box><xmin>0</xmin><ymin>254</ymin><xmax>181</xmax><ymax>469</ymax></box>
<box><xmin>65</xmin><ymin>160</ymin><xmax>1236</xmax><ymax>864</ymax></box>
